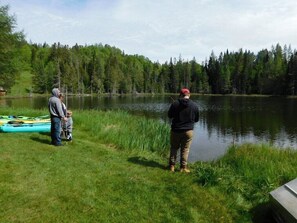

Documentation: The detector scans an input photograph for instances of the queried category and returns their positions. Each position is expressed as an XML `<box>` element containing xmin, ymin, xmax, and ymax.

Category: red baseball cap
<box><xmin>180</xmin><ymin>88</ymin><xmax>190</xmax><ymax>95</ymax></box>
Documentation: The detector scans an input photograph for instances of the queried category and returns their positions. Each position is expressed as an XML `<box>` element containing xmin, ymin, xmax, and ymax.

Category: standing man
<box><xmin>168</xmin><ymin>88</ymin><xmax>199</xmax><ymax>173</ymax></box>
<box><xmin>48</xmin><ymin>88</ymin><xmax>67</xmax><ymax>146</ymax></box>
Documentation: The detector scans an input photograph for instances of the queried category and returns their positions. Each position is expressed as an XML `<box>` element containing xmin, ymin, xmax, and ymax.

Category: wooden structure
<box><xmin>270</xmin><ymin>178</ymin><xmax>297</xmax><ymax>222</ymax></box>
<box><xmin>0</xmin><ymin>86</ymin><xmax>6</xmax><ymax>96</ymax></box>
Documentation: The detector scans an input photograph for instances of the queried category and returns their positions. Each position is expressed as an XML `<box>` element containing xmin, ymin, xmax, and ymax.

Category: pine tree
<box><xmin>0</xmin><ymin>5</ymin><xmax>25</xmax><ymax>91</ymax></box>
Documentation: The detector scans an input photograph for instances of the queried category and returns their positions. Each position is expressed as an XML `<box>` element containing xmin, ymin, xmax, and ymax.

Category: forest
<box><xmin>1</xmin><ymin>4</ymin><xmax>297</xmax><ymax>95</ymax></box>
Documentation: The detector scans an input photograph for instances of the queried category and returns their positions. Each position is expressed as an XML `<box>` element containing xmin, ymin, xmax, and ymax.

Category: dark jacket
<box><xmin>168</xmin><ymin>98</ymin><xmax>199</xmax><ymax>132</ymax></box>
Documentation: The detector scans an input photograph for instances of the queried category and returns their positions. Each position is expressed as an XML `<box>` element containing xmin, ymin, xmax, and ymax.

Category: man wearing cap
<box><xmin>168</xmin><ymin>88</ymin><xmax>199</xmax><ymax>173</ymax></box>
<box><xmin>48</xmin><ymin>88</ymin><xmax>67</xmax><ymax>146</ymax></box>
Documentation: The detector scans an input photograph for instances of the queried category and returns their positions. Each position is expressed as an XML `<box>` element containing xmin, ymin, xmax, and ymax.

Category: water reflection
<box><xmin>1</xmin><ymin>95</ymin><xmax>297</xmax><ymax>161</ymax></box>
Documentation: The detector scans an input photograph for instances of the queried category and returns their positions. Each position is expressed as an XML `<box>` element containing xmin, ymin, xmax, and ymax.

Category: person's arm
<box><xmin>168</xmin><ymin>105</ymin><xmax>173</xmax><ymax>118</ymax></box>
<box><xmin>168</xmin><ymin>101</ymin><xmax>179</xmax><ymax>119</ymax></box>
<box><xmin>56</xmin><ymin>100</ymin><xmax>67</xmax><ymax>121</ymax></box>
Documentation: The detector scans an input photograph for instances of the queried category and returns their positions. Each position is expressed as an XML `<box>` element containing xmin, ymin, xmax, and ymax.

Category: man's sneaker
<box><xmin>169</xmin><ymin>165</ymin><xmax>175</xmax><ymax>172</ymax></box>
<box><xmin>180</xmin><ymin>168</ymin><xmax>190</xmax><ymax>173</ymax></box>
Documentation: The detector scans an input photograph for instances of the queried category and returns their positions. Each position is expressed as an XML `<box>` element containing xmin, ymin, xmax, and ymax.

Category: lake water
<box><xmin>1</xmin><ymin>95</ymin><xmax>297</xmax><ymax>162</ymax></box>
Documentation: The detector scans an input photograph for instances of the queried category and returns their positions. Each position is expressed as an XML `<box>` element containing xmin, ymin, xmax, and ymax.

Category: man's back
<box><xmin>168</xmin><ymin>98</ymin><xmax>199</xmax><ymax>132</ymax></box>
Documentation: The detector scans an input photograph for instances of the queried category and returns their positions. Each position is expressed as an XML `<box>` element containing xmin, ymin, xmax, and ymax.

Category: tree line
<box><xmin>0</xmin><ymin>5</ymin><xmax>28</xmax><ymax>91</ymax></box>
<box><xmin>1</xmin><ymin>4</ymin><xmax>297</xmax><ymax>95</ymax></box>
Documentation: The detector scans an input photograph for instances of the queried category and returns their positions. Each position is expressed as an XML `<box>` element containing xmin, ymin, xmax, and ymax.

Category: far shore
<box><xmin>2</xmin><ymin>92</ymin><xmax>296</xmax><ymax>99</ymax></box>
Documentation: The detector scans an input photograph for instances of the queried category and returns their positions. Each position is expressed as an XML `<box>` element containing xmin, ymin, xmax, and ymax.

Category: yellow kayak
<box><xmin>0</xmin><ymin>115</ymin><xmax>50</xmax><ymax>126</ymax></box>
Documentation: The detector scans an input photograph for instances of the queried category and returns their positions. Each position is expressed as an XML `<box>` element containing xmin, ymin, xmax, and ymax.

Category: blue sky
<box><xmin>1</xmin><ymin>0</ymin><xmax>297</xmax><ymax>63</ymax></box>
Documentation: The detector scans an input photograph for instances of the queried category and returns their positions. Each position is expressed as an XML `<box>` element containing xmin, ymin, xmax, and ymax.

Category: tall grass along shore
<box><xmin>1</xmin><ymin>108</ymin><xmax>297</xmax><ymax>222</ymax></box>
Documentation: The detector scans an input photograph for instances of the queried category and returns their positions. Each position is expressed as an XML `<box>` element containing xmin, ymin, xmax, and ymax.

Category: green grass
<box><xmin>1</xmin><ymin>108</ymin><xmax>297</xmax><ymax>222</ymax></box>
<box><xmin>193</xmin><ymin>143</ymin><xmax>297</xmax><ymax>222</ymax></box>
<box><xmin>74</xmin><ymin>110</ymin><xmax>170</xmax><ymax>156</ymax></box>
<box><xmin>0</xmin><ymin>108</ymin><xmax>233</xmax><ymax>223</ymax></box>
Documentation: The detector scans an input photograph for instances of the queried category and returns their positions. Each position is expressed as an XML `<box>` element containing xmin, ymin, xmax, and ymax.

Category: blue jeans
<box><xmin>51</xmin><ymin>116</ymin><xmax>62</xmax><ymax>145</ymax></box>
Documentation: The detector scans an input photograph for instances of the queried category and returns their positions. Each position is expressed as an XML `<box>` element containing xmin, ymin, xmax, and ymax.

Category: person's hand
<box><xmin>63</xmin><ymin>117</ymin><xmax>68</xmax><ymax>121</ymax></box>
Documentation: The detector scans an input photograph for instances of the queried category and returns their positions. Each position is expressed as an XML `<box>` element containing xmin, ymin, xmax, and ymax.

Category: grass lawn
<box><xmin>1</xmin><ymin>108</ymin><xmax>296</xmax><ymax>222</ymax></box>
<box><xmin>0</xmin><ymin>132</ymin><xmax>233</xmax><ymax>223</ymax></box>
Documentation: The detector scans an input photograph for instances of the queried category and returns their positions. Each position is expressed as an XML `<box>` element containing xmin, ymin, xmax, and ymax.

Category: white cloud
<box><xmin>1</xmin><ymin>0</ymin><xmax>297</xmax><ymax>63</ymax></box>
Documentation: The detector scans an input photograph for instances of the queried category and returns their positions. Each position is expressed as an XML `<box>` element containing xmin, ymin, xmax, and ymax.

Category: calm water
<box><xmin>1</xmin><ymin>95</ymin><xmax>297</xmax><ymax>162</ymax></box>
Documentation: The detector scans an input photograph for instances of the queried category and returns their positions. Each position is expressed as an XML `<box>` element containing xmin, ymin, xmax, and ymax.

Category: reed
<box><xmin>74</xmin><ymin>110</ymin><xmax>170</xmax><ymax>156</ymax></box>
<box><xmin>193</xmin><ymin>143</ymin><xmax>297</xmax><ymax>222</ymax></box>
<box><xmin>0</xmin><ymin>108</ymin><xmax>170</xmax><ymax>156</ymax></box>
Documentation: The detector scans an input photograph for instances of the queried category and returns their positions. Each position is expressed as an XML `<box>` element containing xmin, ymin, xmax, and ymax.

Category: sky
<box><xmin>1</xmin><ymin>0</ymin><xmax>297</xmax><ymax>63</ymax></box>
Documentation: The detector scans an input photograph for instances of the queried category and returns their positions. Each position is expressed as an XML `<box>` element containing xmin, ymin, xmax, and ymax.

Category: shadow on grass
<box><xmin>30</xmin><ymin>135</ymin><xmax>51</xmax><ymax>145</ymax></box>
<box><xmin>251</xmin><ymin>202</ymin><xmax>277</xmax><ymax>223</ymax></box>
<box><xmin>39</xmin><ymin>132</ymin><xmax>51</xmax><ymax>136</ymax></box>
<box><xmin>128</xmin><ymin>156</ymin><xmax>165</xmax><ymax>170</ymax></box>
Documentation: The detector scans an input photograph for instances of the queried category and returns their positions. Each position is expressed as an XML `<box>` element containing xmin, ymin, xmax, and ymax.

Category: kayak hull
<box><xmin>0</xmin><ymin>123</ymin><xmax>51</xmax><ymax>133</ymax></box>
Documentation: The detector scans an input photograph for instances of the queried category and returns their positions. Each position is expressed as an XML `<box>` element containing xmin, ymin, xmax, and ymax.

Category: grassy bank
<box><xmin>1</xmin><ymin>108</ymin><xmax>297</xmax><ymax>222</ymax></box>
<box><xmin>10</xmin><ymin>71</ymin><xmax>33</xmax><ymax>96</ymax></box>
<box><xmin>194</xmin><ymin>144</ymin><xmax>297</xmax><ymax>222</ymax></box>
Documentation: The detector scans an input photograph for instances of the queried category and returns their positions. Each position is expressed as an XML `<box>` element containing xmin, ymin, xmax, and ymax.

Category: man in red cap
<box><xmin>168</xmin><ymin>88</ymin><xmax>199</xmax><ymax>173</ymax></box>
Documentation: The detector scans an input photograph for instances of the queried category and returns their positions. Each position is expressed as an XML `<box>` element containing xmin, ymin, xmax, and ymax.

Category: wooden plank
<box><xmin>270</xmin><ymin>178</ymin><xmax>297</xmax><ymax>222</ymax></box>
